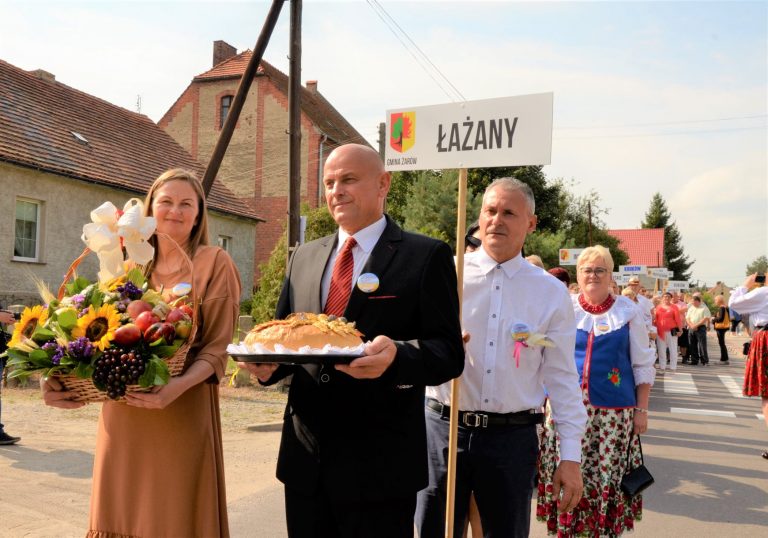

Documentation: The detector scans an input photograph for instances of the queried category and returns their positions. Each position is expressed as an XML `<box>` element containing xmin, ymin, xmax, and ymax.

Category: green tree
<box><xmin>250</xmin><ymin>204</ymin><xmax>336</xmax><ymax>323</ymax></box>
<box><xmin>401</xmin><ymin>170</ymin><xmax>482</xmax><ymax>245</ymax></box>
<box><xmin>746</xmin><ymin>255</ymin><xmax>768</xmax><ymax>275</ymax></box>
<box><xmin>551</xmin><ymin>183</ymin><xmax>629</xmax><ymax>268</ymax></box>
<box><xmin>641</xmin><ymin>193</ymin><xmax>694</xmax><ymax>280</ymax></box>
<box><xmin>386</xmin><ymin>170</ymin><xmax>418</xmax><ymax>226</ymax></box>
<box><xmin>524</xmin><ymin>230</ymin><xmax>567</xmax><ymax>269</ymax></box>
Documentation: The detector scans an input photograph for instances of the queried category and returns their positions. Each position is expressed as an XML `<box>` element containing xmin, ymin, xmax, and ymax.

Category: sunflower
<box><xmin>71</xmin><ymin>304</ymin><xmax>122</xmax><ymax>351</ymax></box>
<box><xmin>8</xmin><ymin>305</ymin><xmax>49</xmax><ymax>348</ymax></box>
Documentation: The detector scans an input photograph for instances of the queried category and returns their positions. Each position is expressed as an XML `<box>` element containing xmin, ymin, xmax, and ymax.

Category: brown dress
<box><xmin>86</xmin><ymin>246</ymin><xmax>241</xmax><ymax>538</ymax></box>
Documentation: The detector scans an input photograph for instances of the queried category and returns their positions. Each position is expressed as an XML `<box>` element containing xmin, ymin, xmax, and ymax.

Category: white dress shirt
<box><xmin>636</xmin><ymin>294</ymin><xmax>656</xmax><ymax>334</ymax></box>
<box><xmin>729</xmin><ymin>286</ymin><xmax>768</xmax><ymax>326</ymax></box>
<box><xmin>320</xmin><ymin>216</ymin><xmax>387</xmax><ymax>310</ymax></box>
<box><xmin>427</xmin><ymin>248</ymin><xmax>587</xmax><ymax>462</ymax></box>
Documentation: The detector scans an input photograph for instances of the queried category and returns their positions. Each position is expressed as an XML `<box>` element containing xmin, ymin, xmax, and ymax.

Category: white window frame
<box><xmin>217</xmin><ymin>235</ymin><xmax>232</xmax><ymax>253</ymax></box>
<box><xmin>13</xmin><ymin>198</ymin><xmax>42</xmax><ymax>262</ymax></box>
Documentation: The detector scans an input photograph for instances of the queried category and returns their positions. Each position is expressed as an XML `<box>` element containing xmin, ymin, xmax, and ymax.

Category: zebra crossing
<box><xmin>656</xmin><ymin>370</ymin><xmax>763</xmax><ymax>420</ymax></box>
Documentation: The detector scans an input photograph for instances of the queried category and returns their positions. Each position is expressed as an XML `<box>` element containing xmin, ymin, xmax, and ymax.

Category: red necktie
<box><xmin>324</xmin><ymin>237</ymin><xmax>357</xmax><ymax>317</ymax></box>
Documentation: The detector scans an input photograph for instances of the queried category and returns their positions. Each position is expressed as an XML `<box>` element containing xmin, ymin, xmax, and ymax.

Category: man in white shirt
<box><xmin>627</xmin><ymin>276</ymin><xmax>656</xmax><ymax>338</ymax></box>
<box><xmin>415</xmin><ymin>178</ymin><xmax>587</xmax><ymax>538</ymax></box>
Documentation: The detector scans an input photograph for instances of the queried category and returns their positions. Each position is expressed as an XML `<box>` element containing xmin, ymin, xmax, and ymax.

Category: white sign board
<box><xmin>648</xmin><ymin>268</ymin><xmax>669</xmax><ymax>279</ymax></box>
<box><xmin>666</xmin><ymin>280</ymin><xmax>691</xmax><ymax>290</ymax></box>
<box><xmin>613</xmin><ymin>273</ymin><xmax>631</xmax><ymax>285</ymax></box>
<box><xmin>384</xmin><ymin>93</ymin><xmax>553</xmax><ymax>171</ymax></box>
<box><xmin>620</xmin><ymin>265</ymin><xmax>648</xmax><ymax>274</ymax></box>
<box><xmin>559</xmin><ymin>248</ymin><xmax>584</xmax><ymax>266</ymax></box>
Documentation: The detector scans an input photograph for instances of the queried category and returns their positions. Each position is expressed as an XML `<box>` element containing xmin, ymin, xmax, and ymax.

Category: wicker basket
<box><xmin>55</xmin><ymin>244</ymin><xmax>198</xmax><ymax>403</ymax></box>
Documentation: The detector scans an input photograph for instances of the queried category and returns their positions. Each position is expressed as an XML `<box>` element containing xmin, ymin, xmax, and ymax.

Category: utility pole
<box><xmin>287</xmin><ymin>0</ymin><xmax>303</xmax><ymax>260</ymax></box>
<box><xmin>587</xmin><ymin>201</ymin><xmax>593</xmax><ymax>246</ymax></box>
<box><xmin>377</xmin><ymin>121</ymin><xmax>386</xmax><ymax>159</ymax></box>
<box><xmin>201</xmin><ymin>0</ymin><xmax>286</xmax><ymax>196</ymax></box>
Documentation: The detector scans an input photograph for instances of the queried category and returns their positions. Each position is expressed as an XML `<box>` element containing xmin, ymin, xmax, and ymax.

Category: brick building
<box><xmin>159</xmin><ymin>41</ymin><xmax>368</xmax><ymax>286</ymax></box>
<box><xmin>0</xmin><ymin>58</ymin><xmax>260</xmax><ymax>306</ymax></box>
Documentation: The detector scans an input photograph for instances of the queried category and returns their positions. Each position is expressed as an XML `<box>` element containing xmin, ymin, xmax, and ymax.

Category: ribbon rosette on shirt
<box><xmin>81</xmin><ymin>199</ymin><xmax>156</xmax><ymax>282</ymax></box>
<box><xmin>511</xmin><ymin>322</ymin><xmax>556</xmax><ymax>367</ymax></box>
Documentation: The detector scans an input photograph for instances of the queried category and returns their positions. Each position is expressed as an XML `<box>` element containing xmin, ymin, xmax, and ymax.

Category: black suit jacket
<box><xmin>265</xmin><ymin>216</ymin><xmax>464</xmax><ymax>502</ymax></box>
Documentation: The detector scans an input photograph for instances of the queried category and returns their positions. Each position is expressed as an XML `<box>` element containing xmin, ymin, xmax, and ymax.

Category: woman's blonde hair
<box><xmin>576</xmin><ymin>245</ymin><xmax>614</xmax><ymax>273</ymax></box>
<box><xmin>621</xmin><ymin>287</ymin><xmax>636</xmax><ymax>301</ymax></box>
<box><xmin>143</xmin><ymin>168</ymin><xmax>209</xmax><ymax>261</ymax></box>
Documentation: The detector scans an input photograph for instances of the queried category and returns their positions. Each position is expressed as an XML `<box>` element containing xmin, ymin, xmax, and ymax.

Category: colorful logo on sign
<box><xmin>389</xmin><ymin>112</ymin><xmax>416</xmax><ymax>153</ymax></box>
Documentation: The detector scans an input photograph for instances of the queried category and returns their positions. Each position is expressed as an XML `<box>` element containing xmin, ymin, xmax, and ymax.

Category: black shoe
<box><xmin>0</xmin><ymin>432</ymin><xmax>21</xmax><ymax>445</ymax></box>
<box><xmin>720</xmin><ymin>360</ymin><xmax>730</xmax><ymax>365</ymax></box>
<box><xmin>762</xmin><ymin>451</ymin><xmax>768</xmax><ymax>460</ymax></box>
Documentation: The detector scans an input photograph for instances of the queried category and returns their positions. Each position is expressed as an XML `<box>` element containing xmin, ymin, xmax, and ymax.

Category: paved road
<box><xmin>236</xmin><ymin>332</ymin><xmax>768</xmax><ymax>538</ymax></box>
<box><xmin>2</xmin><ymin>332</ymin><xmax>766</xmax><ymax>537</ymax></box>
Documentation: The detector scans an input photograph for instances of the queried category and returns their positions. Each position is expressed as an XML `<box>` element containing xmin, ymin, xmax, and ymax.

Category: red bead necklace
<box><xmin>578</xmin><ymin>293</ymin><xmax>615</xmax><ymax>315</ymax></box>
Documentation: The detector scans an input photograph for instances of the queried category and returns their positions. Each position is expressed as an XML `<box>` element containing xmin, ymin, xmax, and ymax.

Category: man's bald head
<box><xmin>323</xmin><ymin>144</ymin><xmax>391</xmax><ymax>234</ymax></box>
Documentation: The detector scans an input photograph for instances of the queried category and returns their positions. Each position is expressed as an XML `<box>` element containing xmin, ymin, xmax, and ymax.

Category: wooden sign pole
<box><xmin>445</xmin><ymin>167</ymin><xmax>468</xmax><ymax>537</ymax></box>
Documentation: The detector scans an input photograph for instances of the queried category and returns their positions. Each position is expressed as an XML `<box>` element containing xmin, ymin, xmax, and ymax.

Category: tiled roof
<box><xmin>0</xmin><ymin>58</ymin><xmax>262</xmax><ymax>222</ymax></box>
<box><xmin>194</xmin><ymin>51</ymin><xmax>368</xmax><ymax>147</ymax></box>
<box><xmin>607</xmin><ymin>228</ymin><xmax>665</xmax><ymax>266</ymax></box>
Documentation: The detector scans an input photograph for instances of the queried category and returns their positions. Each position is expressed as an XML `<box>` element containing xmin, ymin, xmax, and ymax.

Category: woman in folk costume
<box><xmin>42</xmin><ymin>169</ymin><xmax>240</xmax><ymax>537</ymax></box>
<box><xmin>729</xmin><ymin>272</ymin><xmax>768</xmax><ymax>459</ymax></box>
<box><xmin>537</xmin><ymin>245</ymin><xmax>655</xmax><ymax>537</ymax></box>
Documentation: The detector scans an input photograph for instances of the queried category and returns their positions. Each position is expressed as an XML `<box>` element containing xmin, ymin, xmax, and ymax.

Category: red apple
<box><xmin>144</xmin><ymin>322</ymin><xmax>176</xmax><ymax>345</ymax></box>
<box><xmin>134</xmin><ymin>310</ymin><xmax>160</xmax><ymax>333</ymax></box>
<box><xmin>166</xmin><ymin>307</ymin><xmax>190</xmax><ymax>325</ymax></box>
<box><xmin>126</xmin><ymin>300</ymin><xmax>152</xmax><ymax>320</ymax></box>
<box><xmin>179</xmin><ymin>304</ymin><xmax>194</xmax><ymax>319</ymax></box>
<box><xmin>113</xmin><ymin>323</ymin><xmax>142</xmax><ymax>346</ymax></box>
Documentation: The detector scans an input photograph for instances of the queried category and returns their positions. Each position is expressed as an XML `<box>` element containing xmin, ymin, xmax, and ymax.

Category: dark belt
<box><xmin>426</xmin><ymin>398</ymin><xmax>544</xmax><ymax>428</ymax></box>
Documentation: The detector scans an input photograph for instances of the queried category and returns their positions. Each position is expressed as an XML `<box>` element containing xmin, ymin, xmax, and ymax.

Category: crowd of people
<box><xmin>0</xmin><ymin>143</ymin><xmax>765</xmax><ymax>537</ymax></box>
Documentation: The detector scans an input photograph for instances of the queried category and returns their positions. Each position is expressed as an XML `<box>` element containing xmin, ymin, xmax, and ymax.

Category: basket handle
<box><xmin>57</xmin><ymin>247</ymin><xmax>92</xmax><ymax>301</ymax></box>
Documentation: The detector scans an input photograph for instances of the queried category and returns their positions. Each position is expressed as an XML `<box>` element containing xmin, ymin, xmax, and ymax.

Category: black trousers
<box><xmin>679</xmin><ymin>327</ymin><xmax>690</xmax><ymax>360</ymax></box>
<box><xmin>415</xmin><ymin>408</ymin><xmax>539</xmax><ymax>538</ymax></box>
<box><xmin>715</xmin><ymin>328</ymin><xmax>729</xmax><ymax>361</ymax></box>
<box><xmin>284</xmin><ymin>484</ymin><xmax>416</xmax><ymax>538</ymax></box>
<box><xmin>689</xmin><ymin>326</ymin><xmax>709</xmax><ymax>364</ymax></box>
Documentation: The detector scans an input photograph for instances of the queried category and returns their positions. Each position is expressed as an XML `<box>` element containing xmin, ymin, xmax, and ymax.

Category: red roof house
<box><xmin>607</xmin><ymin>228</ymin><xmax>665</xmax><ymax>267</ymax></box>
<box><xmin>159</xmin><ymin>41</ymin><xmax>368</xmax><ymax>284</ymax></box>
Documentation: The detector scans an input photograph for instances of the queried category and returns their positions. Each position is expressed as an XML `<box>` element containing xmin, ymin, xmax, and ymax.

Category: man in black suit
<box><xmin>240</xmin><ymin>144</ymin><xmax>464</xmax><ymax>537</ymax></box>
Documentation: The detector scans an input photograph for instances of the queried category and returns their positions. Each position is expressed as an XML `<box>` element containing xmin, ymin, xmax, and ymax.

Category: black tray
<box><xmin>229</xmin><ymin>353</ymin><xmax>361</xmax><ymax>365</ymax></box>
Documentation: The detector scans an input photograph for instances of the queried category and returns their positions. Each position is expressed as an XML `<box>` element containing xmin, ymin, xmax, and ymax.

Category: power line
<box><xmin>365</xmin><ymin>0</ymin><xmax>465</xmax><ymax>103</ymax></box>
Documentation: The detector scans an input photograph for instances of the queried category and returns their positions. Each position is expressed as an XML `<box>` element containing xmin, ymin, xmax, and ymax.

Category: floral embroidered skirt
<box><xmin>743</xmin><ymin>329</ymin><xmax>768</xmax><ymax>398</ymax></box>
<box><xmin>536</xmin><ymin>397</ymin><xmax>643</xmax><ymax>537</ymax></box>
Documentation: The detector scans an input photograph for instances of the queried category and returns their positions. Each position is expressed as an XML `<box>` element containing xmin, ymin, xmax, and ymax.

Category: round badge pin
<box><xmin>511</xmin><ymin>322</ymin><xmax>530</xmax><ymax>342</ymax></box>
<box><xmin>595</xmin><ymin>317</ymin><xmax>610</xmax><ymax>333</ymax></box>
<box><xmin>172</xmin><ymin>282</ymin><xmax>192</xmax><ymax>297</ymax></box>
<box><xmin>356</xmin><ymin>273</ymin><xmax>380</xmax><ymax>293</ymax></box>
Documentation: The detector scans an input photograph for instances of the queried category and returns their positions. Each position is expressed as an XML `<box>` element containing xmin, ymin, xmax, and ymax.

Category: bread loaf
<box><xmin>244</xmin><ymin>313</ymin><xmax>363</xmax><ymax>351</ymax></box>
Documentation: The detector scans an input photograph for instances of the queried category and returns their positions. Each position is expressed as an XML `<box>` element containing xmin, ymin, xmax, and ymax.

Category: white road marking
<box><xmin>718</xmin><ymin>375</ymin><xmax>747</xmax><ymax>398</ymax></box>
<box><xmin>670</xmin><ymin>407</ymin><xmax>736</xmax><ymax>418</ymax></box>
<box><xmin>664</xmin><ymin>372</ymin><xmax>698</xmax><ymax>395</ymax></box>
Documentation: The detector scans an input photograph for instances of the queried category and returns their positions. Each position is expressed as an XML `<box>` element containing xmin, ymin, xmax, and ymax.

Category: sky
<box><xmin>2</xmin><ymin>0</ymin><xmax>766</xmax><ymax>287</ymax></box>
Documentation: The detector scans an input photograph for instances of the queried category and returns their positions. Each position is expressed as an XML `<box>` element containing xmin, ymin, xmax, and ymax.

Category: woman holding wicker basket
<box><xmin>42</xmin><ymin>169</ymin><xmax>241</xmax><ymax>537</ymax></box>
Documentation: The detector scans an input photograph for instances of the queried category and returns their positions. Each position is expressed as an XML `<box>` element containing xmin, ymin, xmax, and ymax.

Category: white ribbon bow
<box><xmin>81</xmin><ymin>199</ymin><xmax>157</xmax><ymax>282</ymax></box>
